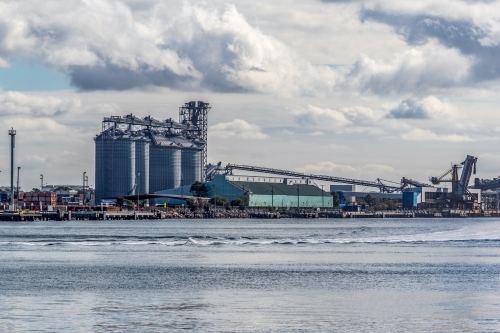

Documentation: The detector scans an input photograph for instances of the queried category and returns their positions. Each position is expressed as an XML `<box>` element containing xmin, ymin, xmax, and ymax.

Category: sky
<box><xmin>2</xmin><ymin>0</ymin><xmax>500</xmax><ymax>191</ymax></box>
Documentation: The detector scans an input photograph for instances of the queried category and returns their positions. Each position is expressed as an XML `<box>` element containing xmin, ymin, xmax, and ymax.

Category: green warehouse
<box><xmin>154</xmin><ymin>175</ymin><xmax>333</xmax><ymax>208</ymax></box>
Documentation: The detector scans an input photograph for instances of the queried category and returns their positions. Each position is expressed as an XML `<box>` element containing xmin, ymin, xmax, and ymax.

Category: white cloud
<box><xmin>0</xmin><ymin>1</ymin><xmax>338</xmax><ymax>95</ymax></box>
<box><xmin>343</xmin><ymin>41</ymin><xmax>471</xmax><ymax>94</ymax></box>
<box><xmin>401</xmin><ymin>128</ymin><xmax>474</xmax><ymax>142</ymax></box>
<box><xmin>387</xmin><ymin>96</ymin><xmax>459</xmax><ymax>119</ymax></box>
<box><xmin>0</xmin><ymin>57</ymin><xmax>8</xmax><ymax>68</ymax></box>
<box><xmin>293</xmin><ymin>104</ymin><xmax>380</xmax><ymax>130</ymax></box>
<box><xmin>308</xmin><ymin>131</ymin><xmax>325</xmax><ymax>136</ymax></box>
<box><xmin>0</xmin><ymin>91</ymin><xmax>81</xmax><ymax>117</ymax></box>
<box><xmin>294</xmin><ymin>105</ymin><xmax>351</xmax><ymax>129</ymax></box>
<box><xmin>209</xmin><ymin>119</ymin><xmax>269</xmax><ymax>139</ymax></box>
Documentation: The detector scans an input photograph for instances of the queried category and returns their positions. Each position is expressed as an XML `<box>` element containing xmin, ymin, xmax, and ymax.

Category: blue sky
<box><xmin>0</xmin><ymin>62</ymin><xmax>70</xmax><ymax>91</ymax></box>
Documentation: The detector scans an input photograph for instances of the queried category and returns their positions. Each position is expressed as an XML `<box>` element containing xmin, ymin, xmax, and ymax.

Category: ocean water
<box><xmin>0</xmin><ymin>218</ymin><xmax>499</xmax><ymax>332</ymax></box>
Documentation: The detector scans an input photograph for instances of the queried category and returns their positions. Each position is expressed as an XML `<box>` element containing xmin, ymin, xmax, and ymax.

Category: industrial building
<box><xmin>95</xmin><ymin>101</ymin><xmax>210</xmax><ymax>203</ymax></box>
<box><xmin>154</xmin><ymin>175</ymin><xmax>334</xmax><ymax>208</ymax></box>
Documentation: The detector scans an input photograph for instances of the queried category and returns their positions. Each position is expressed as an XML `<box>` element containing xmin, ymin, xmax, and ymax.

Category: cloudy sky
<box><xmin>1</xmin><ymin>0</ymin><xmax>500</xmax><ymax>190</ymax></box>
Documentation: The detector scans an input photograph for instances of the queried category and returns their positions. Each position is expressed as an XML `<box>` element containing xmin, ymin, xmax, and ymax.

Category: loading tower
<box><xmin>179</xmin><ymin>101</ymin><xmax>211</xmax><ymax>181</ymax></box>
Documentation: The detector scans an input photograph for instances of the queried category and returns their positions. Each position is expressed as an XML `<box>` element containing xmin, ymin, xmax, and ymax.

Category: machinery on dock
<box><xmin>428</xmin><ymin>155</ymin><xmax>479</xmax><ymax>209</ymax></box>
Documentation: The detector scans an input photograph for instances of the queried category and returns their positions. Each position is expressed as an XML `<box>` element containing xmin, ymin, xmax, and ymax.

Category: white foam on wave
<box><xmin>2</xmin><ymin>222</ymin><xmax>500</xmax><ymax>247</ymax></box>
<box><xmin>336</xmin><ymin>222</ymin><xmax>500</xmax><ymax>244</ymax></box>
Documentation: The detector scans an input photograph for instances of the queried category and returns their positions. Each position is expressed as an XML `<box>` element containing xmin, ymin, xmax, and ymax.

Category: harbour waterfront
<box><xmin>1</xmin><ymin>218</ymin><xmax>500</xmax><ymax>332</ymax></box>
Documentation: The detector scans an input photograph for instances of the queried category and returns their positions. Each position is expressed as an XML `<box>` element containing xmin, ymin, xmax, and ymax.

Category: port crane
<box><xmin>429</xmin><ymin>155</ymin><xmax>478</xmax><ymax>206</ymax></box>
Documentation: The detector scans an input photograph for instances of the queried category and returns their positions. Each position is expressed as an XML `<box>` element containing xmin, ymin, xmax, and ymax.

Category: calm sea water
<box><xmin>0</xmin><ymin>218</ymin><xmax>499</xmax><ymax>332</ymax></box>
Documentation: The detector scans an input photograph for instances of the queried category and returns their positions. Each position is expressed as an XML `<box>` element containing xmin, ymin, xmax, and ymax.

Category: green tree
<box><xmin>331</xmin><ymin>191</ymin><xmax>340</xmax><ymax>207</ymax></box>
<box><xmin>31</xmin><ymin>188</ymin><xmax>41</xmax><ymax>193</ymax></box>
<box><xmin>190</xmin><ymin>181</ymin><xmax>208</xmax><ymax>197</ymax></box>
<box><xmin>209</xmin><ymin>196</ymin><xmax>228</xmax><ymax>206</ymax></box>
<box><xmin>364</xmin><ymin>194</ymin><xmax>373</xmax><ymax>206</ymax></box>
<box><xmin>230</xmin><ymin>195</ymin><xmax>249</xmax><ymax>208</ymax></box>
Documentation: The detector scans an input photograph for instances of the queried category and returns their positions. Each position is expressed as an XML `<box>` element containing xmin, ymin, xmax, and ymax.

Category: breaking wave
<box><xmin>1</xmin><ymin>223</ymin><xmax>500</xmax><ymax>247</ymax></box>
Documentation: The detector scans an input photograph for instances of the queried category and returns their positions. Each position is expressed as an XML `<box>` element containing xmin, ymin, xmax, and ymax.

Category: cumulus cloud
<box><xmin>387</xmin><ymin>96</ymin><xmax>458</xmax><ymax>119</ymax></box>
<box><xmin>209</xmin><ymin>119</ymin><xmax>269</xmax><ymax>139</ymax></box>
<box><xmin>358</xmin><ymin>8</ymin><xmax>500</xmax><ymax>84</ymax></box>
<box><xmin>401</xmin><ymin>128</ymin><xmax>474</xmax><ymax>142</ymax></box>
<box><xmin>294</xmin><ymin>104</ymin><xmax>378</xmax><ymax>129</ymax></box>
<box><xmin>0</xmin><ymin>1</ymin><xmax>337</xmax><ymax>95</ymax></box>
<box><xmin>0</xmin><ymin>91</ymin><xmax>81</xmax><ymax>116</ymax></box>
<box><xmin>343</xmin><ymin>42</ymin><xmax>471</xmax><ymax>94</ymax></box>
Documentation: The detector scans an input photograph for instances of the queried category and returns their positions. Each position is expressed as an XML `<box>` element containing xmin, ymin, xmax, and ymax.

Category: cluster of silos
<box><xmin>95</xmin><ymin>126</ymin><xmax>203</xmax><ymax>202</ymax></box>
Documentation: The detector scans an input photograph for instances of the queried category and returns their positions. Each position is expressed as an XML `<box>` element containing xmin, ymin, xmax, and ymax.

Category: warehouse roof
<box><xmin>229</xmin><ymin>181</ymin><xmax>331</xmax><ymax>196</ymax></box>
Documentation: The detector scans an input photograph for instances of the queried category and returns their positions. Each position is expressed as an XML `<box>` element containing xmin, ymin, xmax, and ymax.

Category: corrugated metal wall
<box><xmin>135</xmin><ymin>140</ymin><xmax>149</xmax><ymax>195</ymax></box>
<box><xmin>249</xmin><ymin>194</ymin><xmax>333</xmax><ymax>208</ymax></box>
<box><xmin>95</xmin><ymin>138</ymin><xmax>136</xmax><ymax>202</ymax></box>
<box><xmin>181</xmin><ymin>149</ymin><xmax>202</xmax><ymax>187</ymax></box>
<box><xmin>149</xmin><ymin>146</ymin><xmax>181</xmax><ymax>193</ymax></box>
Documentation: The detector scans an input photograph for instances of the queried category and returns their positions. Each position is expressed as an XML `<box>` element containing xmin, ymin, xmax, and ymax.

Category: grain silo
<box><xmin>94</xmin><ymin>102</ymin><xmax>210</xmax><ymax>203</ymax></box>
<box><xmin>95</xmin><ymin>131</ymin><xmax>136</xmax><ymax>201</ymax></box>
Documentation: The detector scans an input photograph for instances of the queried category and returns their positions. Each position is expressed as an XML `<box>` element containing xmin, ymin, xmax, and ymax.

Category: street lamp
<box><xmin>136</xmin><ymin>173</ymin><xmax>140</xmax><ymax>211</ymax></box>
<box><xmin>83</xmin><ymin>172</ymin><xmax>87</xmax><ymax>206</ymax></box>
<box><xmin>40</xmin><ymin>174</ymin><xmax>43</xmax><ymax>191</ymax></box>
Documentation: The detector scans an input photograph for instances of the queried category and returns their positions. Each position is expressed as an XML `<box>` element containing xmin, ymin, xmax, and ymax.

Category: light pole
<box><xmin>271</xmin><ymin>185</ymin><xmax>274</xmax><ymax>208</ymax></box>
<box><xmin>9</xmin><ymin>128</ymin><xmax>16</xmax><ymax>210</ymax></box>
<box><xmin>181</xmin><ymin>173</ymin><xmax>184</xmax><ymax>212</ymax></box>
<box><xmin>297</xmin><ymin>185</ymin><xmax>300</xmax><ymax>209</ymax></box>
<box><xmin>136</xmin><ymin>172</ymin><xmax>140</xmax><ymax>211</ymax></box>
<box><xmin>213</xmin><ymin>184</ymin><xmax>217</xmax><ymax>212</ymax></box>
<box><xmin>321</xmin><ymin>185</ymin><xmax>324</xmax><ymax>208</ymax></box>
<box><xmin>85</xmin><ymin>175</ymin><xmax>88</xmax><ymax>205</ymax></box>
<box><xmin>40</xmin><ymin>174</ymin><xmax>43</xmax><ymax>191</ymax></box>
<box><xmin>16</xmin><ymin>167</ymin><xmax>20</xmax><ymax>209</ymax></box>
<box><xmin>83</xmin><ymin>171</ymin><xmax>86</xmax><ymax>206</ymax></box>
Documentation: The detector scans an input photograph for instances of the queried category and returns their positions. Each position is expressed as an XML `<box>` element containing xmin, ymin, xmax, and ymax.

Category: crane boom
<box><xmin>401</xmin><ymin>177</ymin><xmax>432</xmax><ymax>188</ymax></box>
<box><xmin>456</xmin><ymin>155</ymin><xmax>478</xmax><ymax>197</ymax></box>
<box><xmin>224</xmin><ymin>164</ymin><xmax>401</xmax><ymax>192</ymax></box>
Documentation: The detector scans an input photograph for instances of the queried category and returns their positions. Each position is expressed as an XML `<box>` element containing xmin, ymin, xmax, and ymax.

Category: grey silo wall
<box><xmin>181</xmin><ymin>149</ymin><xmax>202</xmax><ymax>187</ymax></box>
<box><xmin>149</xmin><ymin>146</ymin><xmax>181</xmax><ymax>193</ymax></box>
<box><xmin>95</xmin><ymin>138</ymin><xmax>136</xmax><ymax>202</ymax></box>
<box><xmin>135</xmin><ymin>140</ymin><xmax>149</xmax><ymax>195</ymax></box>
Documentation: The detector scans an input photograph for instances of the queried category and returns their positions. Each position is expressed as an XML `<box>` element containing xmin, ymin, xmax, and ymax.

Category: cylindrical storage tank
<box><xmin>135</xmin><ymin>140</ymin><xmax>149</xmax><ymax>195</ymax></box>
<box><xmin>111</xmin><ymin>139</ymin><xmax>136</xmax><ymax>198</ymax></box>
<box><xmin>181</xmin><ymin>148</ymin><xmax>202</xmax><ymax>188</ymax></box>
<box><xmin>149</xmin><ymin>146</ymin><xmax>181</xmax><ymax>193</ymax></box>
<box><xmin>95</xmin><ymin>137</ymin><xmax>135</xmax><ymax>202</ymax></box>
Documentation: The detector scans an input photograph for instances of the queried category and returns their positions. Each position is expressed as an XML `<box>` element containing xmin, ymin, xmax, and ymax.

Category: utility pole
<box><xmin>9</xmin><ymin>128</ymin><xmax>16</xmax><ymax>211</ymax></box>
<box><xmin>271</xmin><ymin>185</ymin><xmax>274</xmax><ymax>208</ymax></box>
<box><xmin>181</xmin><ymin>173</ymin><xmax>184</xmax><ymax>212</ymax></box>
<box><xmin>16</xmin><ymin>166</ymin><xmax>20</xmax><ymax>209</ymax></box>
<box><xmin>85</xmin><ymin>175</ymin><xmax>88</xmax><ymax>205</ymax></box>
<box><xmin>83</xmin><ymin>171</ymin><xmax>86</xmax><ymax>206</ymax></box>
<box><xmin>321</xmin><ymin>185</ymin><xmax>324</xmax><ymax>208</ymax></box>
<box><xmin>297</xmin><ymin>185</ymin><xmax>300</xmax><ymax>209</ymax></box>
<box><xmin>214</xmin><ymin>184</ymin><xmax>217</xmax><ymax>212</ymax></box>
